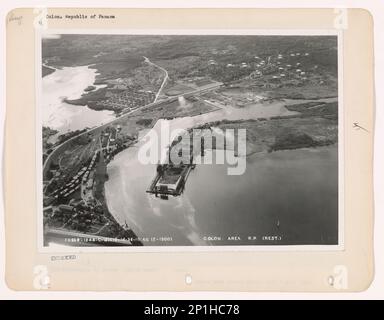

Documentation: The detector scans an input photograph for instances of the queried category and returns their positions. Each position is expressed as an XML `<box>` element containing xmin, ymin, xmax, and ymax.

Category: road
<box><xmin>43</xmin><ymin>79</ymin><xmax>222</xmax><ymax>176</ymax></box>
<box><xmin>43</xmin><ymin>95</ymin><xmax>163</xmax><ymax>175</ymax></box>
<box><xmin>143</xmin><ymin>56</ymin><xmax>169</xmax><ymax>102</ymax></box>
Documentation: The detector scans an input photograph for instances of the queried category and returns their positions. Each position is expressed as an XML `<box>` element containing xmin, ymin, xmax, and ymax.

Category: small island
<box><xmin>84</xmin><ymin>85</ymin><xmax>96</xmax><ymax>92</ymax></box>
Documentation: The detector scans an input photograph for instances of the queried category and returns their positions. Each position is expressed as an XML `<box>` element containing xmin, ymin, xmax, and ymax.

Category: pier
<box><xmin>146</xmin><ymin>163</ymin><xmax>196</xmax><ymax>197</ymax></box>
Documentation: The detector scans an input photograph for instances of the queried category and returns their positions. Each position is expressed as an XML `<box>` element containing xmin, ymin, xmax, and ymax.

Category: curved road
<box><xmin>143</xmin><ymin>56</ymin><xmax>169</xmax><ymax>102</ymax></box>
<box><xmin>43</xmin><ymin>56</ymin><xmax>168</xmax><ymax>174</ymax></box>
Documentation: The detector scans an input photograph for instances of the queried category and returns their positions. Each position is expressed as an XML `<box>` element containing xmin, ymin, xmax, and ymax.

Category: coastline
<box><xmin>102</xmin><ymin>104</ymin><xmax>337</xmax><ymax>240</ymax></box>
<box><xmin>43</xmin><ymin>83</ymin><xmax>337</xmax><ymax>244</ymax></box>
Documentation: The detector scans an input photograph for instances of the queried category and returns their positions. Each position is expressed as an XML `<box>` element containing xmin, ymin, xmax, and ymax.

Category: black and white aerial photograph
<box><xmin>41</xmin><ymin>33</ymin><xmax>340</xmax><ymax>248</ymax></box>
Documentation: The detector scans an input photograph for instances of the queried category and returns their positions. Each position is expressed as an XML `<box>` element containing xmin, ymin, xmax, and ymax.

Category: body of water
<box><xmin>105</xmin><ymin>109</ymin><xmax>338</xmax><ymax>246</ymax></box>
<box><xmin>44</xmin><ymin>64</ymin><xmax>338</xmax><ymax>246</ymax></box>
<box><xmin>42</xmin><ymin>65</ymin><xmax>115</xmax><ymax>138</ymax></box>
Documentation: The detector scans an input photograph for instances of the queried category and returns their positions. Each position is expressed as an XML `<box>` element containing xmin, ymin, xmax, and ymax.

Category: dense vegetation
<box><xmin>270</xmin><ymin>132</ymin><xmax>334</xmax><ymax>151</ymax></box>
<box><xmin>43</xmin><ymin>35</ymin><xmax>337</xmax><ymax>83</ymax></box>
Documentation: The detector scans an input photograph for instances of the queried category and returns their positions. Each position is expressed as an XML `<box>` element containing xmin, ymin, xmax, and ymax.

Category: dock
<box><xmin>146</xmin><ymin>163</ymin><xmax>196</xmax><ymax>197</ymax></box>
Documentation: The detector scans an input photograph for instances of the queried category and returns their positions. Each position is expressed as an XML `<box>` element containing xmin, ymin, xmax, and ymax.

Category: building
<box><xmin>58</xmin><ymin>204</ymin><xmax>74</xmax><ymax>214</ymax></box>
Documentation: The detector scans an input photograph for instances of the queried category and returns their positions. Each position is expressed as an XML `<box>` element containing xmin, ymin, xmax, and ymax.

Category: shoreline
<box><xmin>246</xmin><ymin>143</ymin><xmax>337</xmax><ymax>158</ymax></box>
<box><xmin>102</xmin><ymin>109</ymin><xmax>337</xmax><ymax>237</ymax></box>
<box><xmin>42</xmin><ymin>65</ymin><xmax>338</xmax><ymax>246</ymax></box>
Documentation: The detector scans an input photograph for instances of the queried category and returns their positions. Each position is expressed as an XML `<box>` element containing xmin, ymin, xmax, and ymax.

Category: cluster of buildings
<box><xmin>44</xmin><ymin>126</ymin><xmax>125</xmax><ymax>232</ymax></box>
<box><xmin>50</xmin><ymin>150</ymin><xmax>100</xmax><ymax>202</ymax></box>
<box><xmin>101</xmin><ymin>127</ymin><xmax>116</xmax><ymax>150</ymax></box>
<box><xmin>100</xmin><ymin>125</ymin><xmax>123</xmax><ymax>161</ymax></box>
<box><xmin>97</xmin><ymin>87</ymin><xmax>155</xmax><ymax>113</ymax></box>
<box><xmin>204</xmin><ymin>51</ymin><xmax>318</xmax><ymax>86</ymax></box>
<box><xmin>44</xmin><ymin>201</ymin><xmax>105</xmax><ymax>233</ymax></box>
<box><xmin>249</xmin><ymin>52</ymin><xmax>311</xmax><ymax>83</ymax></box>
<box><xmin>46</xmin><ymin>125</ymin><xmax>124</xmax><ymax>210</ymax></box>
